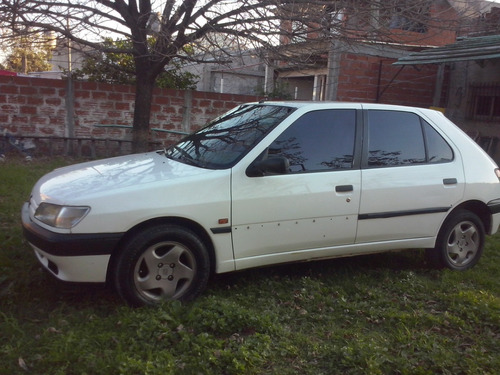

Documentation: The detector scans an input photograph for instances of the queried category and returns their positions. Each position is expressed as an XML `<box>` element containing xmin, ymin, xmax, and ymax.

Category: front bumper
<box><xmin>22</xmin><ymin>202</ymin><xmax>123</xmax><ymax>282</ymax></box>
<box><xmin>32</xmin><ymin>245</ymin><xmax>111</xmax><ymax>282</ymax></box>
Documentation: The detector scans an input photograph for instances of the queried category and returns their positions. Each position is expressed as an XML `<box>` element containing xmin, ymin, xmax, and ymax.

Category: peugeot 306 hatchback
<box><xmin>22</xmin><ymin>102</ymin><xmax>500</xmax><ymax>306</ymax></box>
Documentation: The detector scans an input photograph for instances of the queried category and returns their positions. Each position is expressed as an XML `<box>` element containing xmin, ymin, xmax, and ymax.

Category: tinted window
<box><xmin>367</xmin><ymin>111</ymin><xmax>426</xmax><ymax>166</ymax></box>
<box><xmin>268</xmin><ymin>109</ymin><xmax>356</xmax><ymax>172</ymax></box>
<box><xmin>423</xmin><ymin>121</ymin><xmax>453</xmax><ymax>163</ymax></box>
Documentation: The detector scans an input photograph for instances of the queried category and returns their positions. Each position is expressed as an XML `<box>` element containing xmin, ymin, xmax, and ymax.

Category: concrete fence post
<box><xmin>65</xmin><ymin>76</ymin><xmax>75</xmax><ymax>154</ymax></box>
<box><xmin>182</xmin><ymin>90</ymin><xmax>193</xmax><ymax>133</ymax></box>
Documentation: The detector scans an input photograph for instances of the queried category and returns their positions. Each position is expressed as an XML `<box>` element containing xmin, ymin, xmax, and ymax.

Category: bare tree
<box><xmin>0</xmin><ymin>1</ymin><xmax>293</xmax><ymax>151</ymax></box>
<box><xmin>0</xmin><ymin>1</ymin><xmax>486</xmax><ymax>151</ymax></box>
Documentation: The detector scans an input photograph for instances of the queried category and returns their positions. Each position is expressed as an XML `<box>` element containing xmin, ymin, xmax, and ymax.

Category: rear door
<box><xmin>356</xmin><ymin>107</ymin><xmax>465</xmax><ymax>244</ymax></box>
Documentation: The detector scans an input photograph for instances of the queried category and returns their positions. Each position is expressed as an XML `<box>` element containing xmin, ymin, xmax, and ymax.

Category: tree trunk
<box><xmin>132</xmin><ymin>71</ymin><xmax>155</xmax><ymax>153</ymax></box>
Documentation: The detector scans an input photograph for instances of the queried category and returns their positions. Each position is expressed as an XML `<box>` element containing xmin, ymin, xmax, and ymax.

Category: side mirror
<box><xmin>246</xmin><ymin>156</ymin><xmax>290</xmax><ymax>177</ymax></box>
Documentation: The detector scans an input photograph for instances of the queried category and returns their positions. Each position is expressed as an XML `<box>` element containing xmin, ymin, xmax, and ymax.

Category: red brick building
<box><xmin>267</xmin><ymin>0</ymin><xmax>463</xmax><ymax>107</ymax></box>
<box><xmin>394</xmin><ymin>5</ymin><xmax>500</xmax><ymax>162</ymax></box>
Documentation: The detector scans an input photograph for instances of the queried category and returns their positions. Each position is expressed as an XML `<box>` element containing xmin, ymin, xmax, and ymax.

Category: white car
<box><xmin>22</xmin><ymin>102</ymin><xmax>500</xmax><ymax>306</ymax></box>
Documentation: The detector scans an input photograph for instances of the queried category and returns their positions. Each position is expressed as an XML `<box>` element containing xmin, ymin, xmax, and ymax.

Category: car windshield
<box><xmin>165</xmin><ymin>104</ymin><xmax>295</xmax><ymax>169</ymax></box>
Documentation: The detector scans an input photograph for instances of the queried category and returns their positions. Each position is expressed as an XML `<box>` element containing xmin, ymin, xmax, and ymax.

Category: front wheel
<box><xmin>427</xmin><ymin>209</ymin><xmax>485</xmax><ymax>270</ymax></box>
<box><xmin>113</xmin><ymin>224</ymin><xmax>211</xmax><ymax>307</ymax></box>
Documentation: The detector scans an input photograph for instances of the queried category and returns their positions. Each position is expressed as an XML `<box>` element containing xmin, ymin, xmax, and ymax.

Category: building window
<box><xmin>467</xmin><ymin>83</ymin><xmax>500</xmax><ymax>122</ymax></box>
<box><xmin>387</xmin><ymin>2</ymin><xmax>429</xmax><ymax>33</ymax></box>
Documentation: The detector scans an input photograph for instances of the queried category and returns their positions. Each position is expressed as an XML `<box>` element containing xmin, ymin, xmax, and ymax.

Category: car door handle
<box><xmin>443</xmin><ymin>178</ymin><xmax>457</xmax><ymax>185</ymax></box>
<box><xmin>336</xmin><ymin>185</ymin><xmax>354</xmax><ymax>192</ymax></box>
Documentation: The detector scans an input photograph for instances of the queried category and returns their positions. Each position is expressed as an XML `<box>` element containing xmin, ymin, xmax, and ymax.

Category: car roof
<box><xmin>256</xmin><ymin>101</ymin><xmax>437</xmax><ymax>114</ymax></box>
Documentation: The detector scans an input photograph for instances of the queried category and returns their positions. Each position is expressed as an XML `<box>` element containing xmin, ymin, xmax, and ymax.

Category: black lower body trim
<box><xmin>487</xmin><ymin>199</ymin><xmax>500</xmax><ymax>215</ymax></box>
<box><xmin>210</xmin><ymin>226</ymin><xmax>231</xmax><ymax>234</ymax></box>
<box><xmin>22</xmin><ymin>202</ymin><xmax>123</xmax><ymax>257</ymax></box>
<box><xmin>359</xmin><ymin>207</ymin><xmax>450</xmax><ymax>220</ymax></box>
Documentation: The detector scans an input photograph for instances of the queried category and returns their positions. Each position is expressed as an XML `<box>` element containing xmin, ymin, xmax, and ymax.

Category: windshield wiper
<box><xmin>166</xmin><ymin>146</ymin><xmax>200</xmax><ymax>167</ymax></box>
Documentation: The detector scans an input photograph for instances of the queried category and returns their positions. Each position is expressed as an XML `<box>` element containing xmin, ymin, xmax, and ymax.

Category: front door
<box><xmin>231</xmin><ymin>108</ymin><xmax>362</xmax><ymax>270</ymax></box>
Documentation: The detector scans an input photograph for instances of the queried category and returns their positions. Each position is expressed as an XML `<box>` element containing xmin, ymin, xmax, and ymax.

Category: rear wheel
<box><xmin>114</xmin><ymin>224</ymin><xmax>210</xmax><ymax>306</ymax></box>
<box><xmin>427</xmin><ymin>209</ymin><xmax>485</xmax><ymax>270</ymax></box>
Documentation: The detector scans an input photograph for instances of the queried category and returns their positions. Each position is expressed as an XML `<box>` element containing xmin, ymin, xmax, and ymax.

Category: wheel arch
<box><xmin>447</xmin><ymin>200</ymin><xmax>491</xmax><ymax>234</ymax></box>
<box><xmin>106</xmin><ymin>217</ymin><xmax>216</xmax><ymax>284</ymax></box>
<box><xmin>427</xmin><ymin>201</ymin><xmax>487</xmax><ymax>270</ymax></box>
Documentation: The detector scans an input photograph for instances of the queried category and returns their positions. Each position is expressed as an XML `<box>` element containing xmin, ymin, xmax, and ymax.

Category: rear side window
<box><xmin>367</xmin><ymin>110</ymin><xmax>453</xmax><ymax>167</ymax></box>
<box><xmin>423</xmin><ymin>121</ymin><xmax>454</xmax><ymax>163</ymax></box>
<box><xmin>269</xmin><ymin>109</ymin><xmax>356</xmax><ymax>172</ymax></box>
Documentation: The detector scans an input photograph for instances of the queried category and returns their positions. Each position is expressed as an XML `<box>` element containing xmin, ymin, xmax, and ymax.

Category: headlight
<box><xmin>34</xmin><ymin>203</ymin><xmax>90</xmax><ymax>229</ymax></box>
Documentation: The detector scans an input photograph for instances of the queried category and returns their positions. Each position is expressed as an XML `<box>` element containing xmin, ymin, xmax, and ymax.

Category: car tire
<box><xmin>113</xmin><ymin>224</ymin><xmax>210</xmax><ymax>307</ymax></box>
<box><xmin>427</xmin><ymin>209</ymin><xmax>485</xmax><ymax>270</ymax></box>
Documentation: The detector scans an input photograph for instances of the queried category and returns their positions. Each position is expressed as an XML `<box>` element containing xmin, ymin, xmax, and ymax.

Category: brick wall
<box><xmin>337</xmin><ymin>53</ymin><xmax>439</xmax><ymax>108</ymax></box>
<box><xmin>0</xmin><ymin>75</ymin><xmax>260</xmax><ymax>148</ymax></box>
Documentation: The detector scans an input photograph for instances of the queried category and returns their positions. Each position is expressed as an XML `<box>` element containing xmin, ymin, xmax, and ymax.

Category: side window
<box><xmin>423</xmin><ymin>121</ymin><xmax>454</xmax><ymax>163</ymax></box>
<box><xmin>367</xmin><ymin>110</ymin><xmax>453</xmax><ymax>167</ymax></box>
<box><xmin>368</xmin><ymin>111</ymin><xmax>426</xmax><ymax>166</ymax></box>
<box><xmin>268</xmin><ymin>109</ymin><xmax>356</xmax><ymax>172</ymax></box>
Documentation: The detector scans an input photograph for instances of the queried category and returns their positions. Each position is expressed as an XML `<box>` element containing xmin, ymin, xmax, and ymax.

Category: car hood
<box><xmin>33</xmin><ymin>152</ymin><xmax>216</xmax><ymax>205</ymax></box>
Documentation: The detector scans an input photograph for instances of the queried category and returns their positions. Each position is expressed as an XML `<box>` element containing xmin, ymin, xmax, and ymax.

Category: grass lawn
<box><xmin>1</xmin><ymin>157</ymin><xmax>499</xmax><ymax>375</ymax></box>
